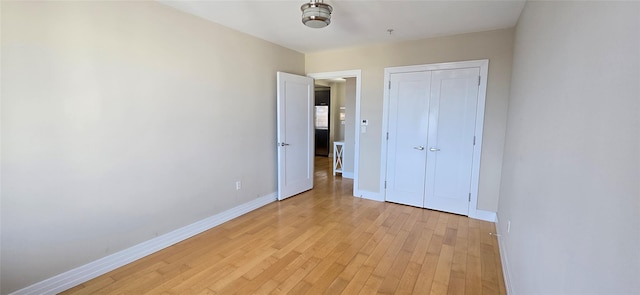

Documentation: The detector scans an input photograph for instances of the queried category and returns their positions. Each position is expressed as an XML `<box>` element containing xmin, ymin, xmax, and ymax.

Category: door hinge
<box><xmin>388</xmin><ymin>81</ymin><xmax>391</xmax><ymax>89</ymax></box>
<box><xmin>469</xmin><ymin>193</ymin><xmax>471</xmax><ymax>202</ymax></box>
<box><xmin>386</xmin><ymin>132</ymin><xmax>389</xmax><ymax>140</ymax></box>
<box><xmin>384</xmin><ymin>181</ymin><xmax>387</xmax><ymax>189</ymax></box>
<box><xmin>478</xmin><ymin>76</ymin><xmax>481</xmax><ymax>86</ymax></box>
<box><xmin>473</xmin><ymin>136</ymin><xmax>476</xmax><ymax>145</ymax></box>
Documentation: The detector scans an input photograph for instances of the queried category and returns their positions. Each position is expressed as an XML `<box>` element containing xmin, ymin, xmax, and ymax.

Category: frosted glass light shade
<box><xmin>301</xmin><ymin>1</ymin><xmax>332</xmax><ymax>28</ymax></box>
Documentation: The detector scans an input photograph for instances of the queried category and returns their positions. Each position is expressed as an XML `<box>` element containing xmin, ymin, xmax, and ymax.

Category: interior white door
<box><xmin>385</xmin><ymin>71</ymin><xmax>432</xmax><ymax>207</ymax></box>
<box><xmin>277</xmin><ymin>72</ymin><xmax>314</xmax><ymax>201</ymax></box>
<box><xmin>424</xmin><ymin>68</ymin><xmax>480</xmax><ymax>215</ymax></box>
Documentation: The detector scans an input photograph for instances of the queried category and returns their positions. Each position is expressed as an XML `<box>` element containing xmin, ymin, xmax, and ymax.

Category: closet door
<box><xmin>424</xmin><ymin>68</ymin><xmax>480</xmax><ymax>215</ymax></box>
<box><xmin>384</xmin><ymin>71</ymin><xmax>431</xmax><ymax>207</ymax></box>
<box><xmin>383</xmin><ymin>64</ymin><xmax>483</xmax><ymax>216</ymax></box>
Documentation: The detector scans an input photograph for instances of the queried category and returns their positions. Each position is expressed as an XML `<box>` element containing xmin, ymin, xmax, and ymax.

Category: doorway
<box><xmin>308</xmin><ymin>70</ymin><xmax>362</xmax><ymax>197</ymax></box>
<box><xmin>314</xmin><ymin>87</ymin><xmax>330</xmax><ymax>157</ymax></box>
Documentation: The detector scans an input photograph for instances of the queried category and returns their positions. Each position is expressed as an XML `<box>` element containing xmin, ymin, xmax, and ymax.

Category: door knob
<box><xmin>413</xmin><ymin>146</ymin><xmax>425</xmax><ymax>150</ymax></box>
<box><xmin>429</xmin><ymin>147</ymin><xmax>440</xmax><ymax>152</ymax></box>
<box><xmin>279</xmin><ymin>142</ymin><xmax>290</xmax><ymax>146</ymax></box>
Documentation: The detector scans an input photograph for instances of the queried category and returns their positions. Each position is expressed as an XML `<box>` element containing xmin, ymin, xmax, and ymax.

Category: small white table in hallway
<box><xmin>333</xmin><ymin>141</ymin><xmax>344</xmax><ymax>176</ymax></box>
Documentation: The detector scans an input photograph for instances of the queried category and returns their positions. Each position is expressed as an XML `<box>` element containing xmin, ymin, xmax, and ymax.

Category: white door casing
<box><xmin>277</xmin><ymin>72</ymin><xmax>314</xmax><ymax>201</ymax></box>
<box><xmin>380</xmin><ymin>60</ymin><xmax>489</xmax><ymax>218</ymax></box>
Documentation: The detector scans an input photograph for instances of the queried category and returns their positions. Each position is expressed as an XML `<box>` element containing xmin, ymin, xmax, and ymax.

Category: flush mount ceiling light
<box><xmin>301</xmin><ymin>0</ymin><xmax>333</xmax><ymax>28</ymax></box>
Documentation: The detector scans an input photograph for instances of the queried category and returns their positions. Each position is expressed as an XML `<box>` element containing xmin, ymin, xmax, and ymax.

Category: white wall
<box><xmin>0</xmin><ymin>1</ymin><xmax>304</xmax><ymax>293</ymax></box>
<box><xmin>306</xmin><ymin>28</ymin><xmax>514</xmax><ymax>211</ymax></box>
<box><xmin>497</xmin><ymin>1</ymin><xmax>639</xmax><ymax>294</ymax></box>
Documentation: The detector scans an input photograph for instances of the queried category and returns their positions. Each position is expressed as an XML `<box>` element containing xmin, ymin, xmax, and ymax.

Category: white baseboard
<box><xmin>341</xmin><ymin>171</ymin><xmax>354</xmax><ymax>179</ymax></box>
<box><xmin>356</xmin><ymin>190</ymin><xmax>384</xmax><ymax>202</ymax></box>
<box><xmin>10</xmin><ymin>193</ymin><xmax>277</xmax><ymax>295</ymax></box>
<box><xmin>354</xmin><ymin>191</ymin><xmax>497</xmax><ymax>224</ymax></box>
<box><xmin>495</xmin><ymin>216</ymin><xmax>514</xmax><ymax>295</ymax></box>
<box><xmin>469</xmin><ymin>209</ymin><xmax>497</xmax><ymax>222</ymax></box>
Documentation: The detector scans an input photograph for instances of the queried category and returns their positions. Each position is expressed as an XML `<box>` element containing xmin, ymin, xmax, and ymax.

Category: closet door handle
<box><xmin>413</xmin><ymin>146</ymin><xmax>425</xmax><ymax>150</ymax></box>
<box><xmin>429</xmin><ymin>147</ymin><xmax>440</xmax><ymax>152</ymax></box>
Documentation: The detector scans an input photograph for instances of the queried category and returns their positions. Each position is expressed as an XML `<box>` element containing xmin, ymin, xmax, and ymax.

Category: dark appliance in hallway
<box><xmin>314</xmin><ymin>89</ymin><xmax>330</xmax><ymax>157</ymax></box>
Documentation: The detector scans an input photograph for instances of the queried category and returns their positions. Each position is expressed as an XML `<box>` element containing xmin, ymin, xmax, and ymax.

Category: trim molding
<box><xmin>357</xmin><ymin>190</ymin><xmax>384</xmax><ymax>202</ymax></box>
<box><xmin>341</xmin><ymin>171</ymin><xmax>354</xmax><ymax>179</ymax></box>
<box><xmin>469</xmin><ymin>209</ymin><xmax>496</xmax><ymax>222</ymax></box>
<box><xmin>495</xmin><ymin>216</ymin><xmax>514</xmax><ymax>295</ymax></box>
<box><xmin>10</xmin><ymin>193</ymin><xmax>277</xmax><ymax>295</ymax></box>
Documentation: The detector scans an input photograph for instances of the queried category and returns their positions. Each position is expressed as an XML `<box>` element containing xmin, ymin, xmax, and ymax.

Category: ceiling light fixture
<box><xmin>301</xmin><ymin>0</ymin><xmax>333</xmax><ymax>29</ymax></box>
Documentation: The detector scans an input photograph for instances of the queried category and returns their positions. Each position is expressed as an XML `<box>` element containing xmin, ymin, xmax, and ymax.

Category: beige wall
<box><xmin>343</xmin><ymin>78</ymin><xmax>356</xmax><ymax>175</ymax></box>
<box><xmin>306</xmin><ymin>28</ymin><xmax>514</xmax><ymax>211</ymax></box>
<box><xmin>0</xmin><ymin>1</ymin><xmax>304</xmax><ymax>293</ymax></box>
<box><xmin>497</xmin><ymin>1</ymin><xmax>639</xmax><ymax>293</ymax></box>
<box><xmin>331</xmin><ymin>82</ymin><xmax>346</xmax><ymax>143</ymax></box>
<box><xmin>328</xmin><ymin>81</ymin><xmax>345</xmax><ymax>156</ymax></box>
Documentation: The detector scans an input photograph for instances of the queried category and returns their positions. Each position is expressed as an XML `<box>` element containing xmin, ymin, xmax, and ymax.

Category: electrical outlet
<box><xmin>507</xmin><ymin>220</ymin><xmax>511</xmax><ymax>233</ymax></box>
<box><xmin>235</xmin><ymin>181</ymin><xmax>241</xmax><ymax>190</ymax></box>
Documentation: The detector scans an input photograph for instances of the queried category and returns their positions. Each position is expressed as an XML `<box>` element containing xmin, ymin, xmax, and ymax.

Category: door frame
<box><xmin>380</xmin><ymin>60</ymin><xmax>490</xmax><ymax>220</ymax></box>
<box><xmin>307</xmin><ymin>70</ymin><xmax>362</xmax><ymax>198</ymax></box>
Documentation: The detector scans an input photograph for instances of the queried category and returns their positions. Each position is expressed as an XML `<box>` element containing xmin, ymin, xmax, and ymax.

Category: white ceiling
<box><xmin>159</xmin><ymin>0</ymin><xmax>526</xmax><ymax>53</ymax></box>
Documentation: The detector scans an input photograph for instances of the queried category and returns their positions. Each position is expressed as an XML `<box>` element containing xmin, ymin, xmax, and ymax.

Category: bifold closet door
<box><xmin>384</xmin><ymin>71</ymin><xmax>431</xmax><ymax>208</ymax></box>
<box><xmin>424</xmin><ymin>68</ymin><xmax>480</xmax><ymax>215</ymax></box>
<box><xmin>384</xmin><ymin>67</ymin><xmax>480</xmax><ymax>215</ymax></box>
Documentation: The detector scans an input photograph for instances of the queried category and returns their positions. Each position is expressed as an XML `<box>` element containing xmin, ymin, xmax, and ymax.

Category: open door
<box><xmin>277</xmin><ymin>72</ymin><xmax>314</xmax><ymax>201</ymax></box>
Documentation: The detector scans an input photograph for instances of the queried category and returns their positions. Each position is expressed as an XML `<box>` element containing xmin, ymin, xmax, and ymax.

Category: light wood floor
<box><xmin>62</xmin><ymin>157</ymin><xmax>506</xmax><ymax>294</ymax></box>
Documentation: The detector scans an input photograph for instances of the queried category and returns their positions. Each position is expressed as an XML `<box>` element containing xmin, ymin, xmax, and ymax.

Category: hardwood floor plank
<box><xmin>430</xmin><ymin>244</ymin><xmax>455</xmax><ymax>294</ymax></box>
<box><xmin>371</xmin><ymin>228</ymin><xmax>410</xmax><ymax>278</ymax></box>
<box><xmin>358</xmin><ymin>274</ymin><xmax>385</xmax><ymax>295</ymax></box>
<box><xmin>395</xmin><ymin>261</ymin><xmax>422</xmax><ymax>294</ymax></box>
<box><xmin>412</xmin><ymin>253</ymin><xmax>439</xmax><ymax>293</ymax></box>
<box><xmin>465</xmin><ymin>253</ymin><xmax>483</xmax><ymax>295</ymax></box>
<box><xmin>61</xmin><ymin>157</ymin><xmax>505</xmax><ymax>295</ymax></box>
<box><xmin>61</xmin><ymin>276</ymin><xmax>115</xmax><ymax>295</ymax></box>
<box><xmin>334</xmin><ymin>231</ymin><xmax>373</xmax><ymax>266</ymax></box>
<box><xmin>434</xmin><ymin>212</ymin><xmax>449</xmax><ymax>236</ymax></box>
<box><xmin>288</xmin><ymin>280</ymin><xmax>312</xmax><ymax>295</ymax></box>
<box><xmin>325</xmin><ymin>252</ymin><xmax>368</xmax><ymax>294</ymax></box>
<box><xmin>376</xmin><ymin>248</ymin><xmax>412</xmax><ymax>294</ymax></box>
<box><xmin>232</xmin><ymin>251</ymin><xmax>302</xmax><ymax>294</ymax></box>
<box><xmin>409</xmin><ymin>225</ymin><xmax>434</xmax><ymax>264</ymax></box>
<box><xmin>270</xmin><ymin>257</ymin><xmax>321</xmax><ymax>295</ymax></box>
<box><xmin>302</xmin><ymin>242</ymin><xmax>349</xmax><ymax>286</ymax></box>
<box><xmin>340</xmin><ymin>264</ymin><xmax>374</xmax><ymax>295</ymax></box>
<box><xmin>449</xmin><ymin>219</ymin><xmax>469</xmax><ymax>295</ymax></box>
<box><xmin>253</xmin><ymin>279</ymin><xmax>280</xmax><ymax>295</ymax></box>
<box><xmin>206</xmin><ymin>247</ymin><xmax>278</xmax><ymax>293</ymax></box>
<box><xmin>304</xmin><ymin>262</ymin><xmax>346</xmax><ymax>294</ymax></box>
<box><xmin>323</xmin><ymin>277</ymin><xmax>350</xmax><ymax>295</ymax></box>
